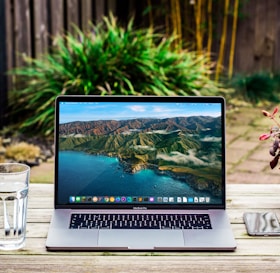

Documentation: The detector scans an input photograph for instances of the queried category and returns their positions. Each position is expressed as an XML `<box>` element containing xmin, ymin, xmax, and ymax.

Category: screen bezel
<box><xmin>54</xmin><ymin>95</ymin><xmax>226</xmax><ymax>210</ymax></box>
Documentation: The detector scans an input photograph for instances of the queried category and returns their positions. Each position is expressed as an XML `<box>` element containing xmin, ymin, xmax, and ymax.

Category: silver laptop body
<box><xmin>46</xmin><ymin>95</ymin><xmax>236</xmax><ymax>251</ymax></box>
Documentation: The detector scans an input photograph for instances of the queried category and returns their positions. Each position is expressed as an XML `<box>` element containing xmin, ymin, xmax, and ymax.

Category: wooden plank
<box><xmin>107</xmin><ymin>0</ymin><xmax>117</xmax><ymax>14</ymax></box>
<box><xmin>33</xmin><ymin>0</ymin><xmax>48</xmax><ymax>57</ymax></box>
<box><xmin>234</xmin><ymin>0</ymin><xmax>255</xmax><ymax>73</ymax></box>
<box><xmin>26</xmin><ymin>223</ymin><xmax>49</xmax><ymax>238</ymax></box>
<box><xmin>3</xmin><ymin>255</ymin><xmax>280</xmax><ymax>273</ymax></box>
<box><xmin>223</xmin><ymin>0</ymin><xmax>280</xmax><ymax>74</ymax></box>
<box><xmin>14</xmin><ymin>0</ymin><xmax>31</xmax><ymax>66</ymax></box>
<box><xmin>0</xmin><ymin>0</ymin><xmax>8</xmax><ymax>128</ymax></box>
<box><xmin>274</xmin><ymin>0</ymin><xmax>280</xmax><ymax>71</ymax></box>
<box><xmin>2</xmin><ymin>234</ymin><xmax>280</xmax><ymax>257</ymax></box>
<box><xmin>66</xmin><ymin>0</ymin><xmax>80</xmax><ymax>33</ymax></box>
<box><xmin>26</xmin><ymin>209</ymin><xmax>53</xmax><ymax>223</ymax></box>
<box><xmin>265</xmin><ymin>0</ymin><xmax>278</xmax><ymax>72</ymax></box>
<box><xmin>228</xmin><ymin>195</ymin><xmax>280</xmax><ymax>209</ymax></box>
<box><xmin>227</xmin><ymin>183</ymin><xmax>280</xmax><ymax>195</ymax></box>
<box><xmin>266</xmin><ymin>0</ymin><xmax>280</xmax><ymax>72</ymax></box>
<box><xmin>28</xmin><ymin>183</ymin><xmax>54</xmax><ymax>196</ymax></box>
<box><xmin>27</xmin><ymin>197</ymin><xmax>53</xmax><ymax>209</ymax></box>
<box><xmin>94</xmin><ymin>0</ymin><xmax>105</xmax><ymax>23</ymax></box>
<box><xmin>4</xmin><ymin>0</ymin><xmax>13</xmax><ymax>90</ymax></box>
<box><xmin>253</xmin><ymin>0</ymin><xmax>267</xmax><ymax>71</ymax></box>
<box><xmin>81</xmin><ymin>0</ymin><xmax>93</xmax><ymax>31</ymax></box>
<box><xmin>253</xmin><ymin>0</ymin><xmax>276</xmax><ymax>72</ymax></box>
<box><xmin>49</xmin><ymin>0</ymin><xmax>64</xmax><ymax>37</ymax></box>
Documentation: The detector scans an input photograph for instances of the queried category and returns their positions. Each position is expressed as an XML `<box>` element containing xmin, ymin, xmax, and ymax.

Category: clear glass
<box><xmin>0</xmin><ymin>163</ymin><xmax>30</xmax><ymax>250</ymax></box>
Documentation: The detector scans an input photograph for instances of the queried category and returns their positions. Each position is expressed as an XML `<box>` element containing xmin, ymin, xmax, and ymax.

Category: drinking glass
<box><xmin>0</xmin><ymin>163</ymin><xmax>30</xmax><ymax>250</ymax></box>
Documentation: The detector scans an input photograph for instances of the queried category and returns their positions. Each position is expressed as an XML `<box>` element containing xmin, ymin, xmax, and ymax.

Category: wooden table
<box><xmin>1</xmin><ymin>183</ymin><xmax>280</xmax><ymax>273</ymax></box>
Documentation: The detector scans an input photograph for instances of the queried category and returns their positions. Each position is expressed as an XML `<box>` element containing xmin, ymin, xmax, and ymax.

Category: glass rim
<box><xmin>0</xmin><ymin>163</ymin><xmax>30</xmax><ymax>175</ymax></box>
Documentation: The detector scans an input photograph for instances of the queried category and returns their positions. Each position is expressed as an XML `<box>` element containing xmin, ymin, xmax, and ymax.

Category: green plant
<box><xmin>10</xmin><ymin>14</ymin><xmax>220</xmax><ymax>136</ymax></box>
<box><xmin>229</xmin><ymin>72</ymin><xmax>280</xmax><ymax>104</ymax></box>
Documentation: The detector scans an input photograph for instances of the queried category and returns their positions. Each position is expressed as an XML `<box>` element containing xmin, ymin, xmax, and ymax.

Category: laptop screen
<box><xmin>55</xmin><ymin>96</ymin><xmax>225</xmax><ymax>209</ymax></box>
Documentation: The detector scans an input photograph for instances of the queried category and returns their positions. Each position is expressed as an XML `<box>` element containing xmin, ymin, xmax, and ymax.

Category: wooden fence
<box><xmin>1</xmin><ymin>0</ymin><xmax>280</xmax><ymax>128</ymax></box>
<box><xmin>0</xmin><ymin>0</ymin><xmax>141</xmax><ymax>127</ymax></box>
<box><xmin>227</xmin><ymin>0</ymin><xmax>280</xmax><ymax>74</ymax></box>
<box><xmin>2</xmin><ymin>0</ymin><xmax>136</xmax><ymax>68</ymax></box>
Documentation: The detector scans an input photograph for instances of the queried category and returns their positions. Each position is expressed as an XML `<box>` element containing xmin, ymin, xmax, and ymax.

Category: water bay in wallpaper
<box><xmin>57</xmin><ymin>102</ymin><xmax>223</xmax><ymax>204</ymax></box>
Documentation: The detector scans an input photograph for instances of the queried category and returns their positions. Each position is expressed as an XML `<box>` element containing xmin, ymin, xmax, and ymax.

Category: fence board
<box><xmin>234</xmin><ymin>0</ymin><xmax>280</xmax><ymax>74</ymax></box>
<box><xmin>253</xmin><ymin>0</ymin><xmax>265</xmax><ymax>71</ymax></box>
<box><xmin>33</xmin><ymin>0</ymin><xmax>49</xmax><ymax>57</ymax></box>
<box><xmin>254</xmin><ymin>0</ymin><xmax>270</xmax><ymax>72</ymax></box>
<box><xmin>266</xmin><ymin>0</ymin><xmax>279</xmax><ymax>72</ymax></box>
<box><xmin>4</xmin><ymin>0</ymin><xmax>13</xmax><ymax>71</ymax></box>
<box><xmin>66</xmin><ymin>0</ymin><xmax>80</xmax><ymax>33</ymax></box>
<box><xmin>81</xmin><ymin>0</ymin><xmax>93</xmax><ymax>31</ymax></box>
<box><xmin>50</xmin><ymin>0</ymin><xmax>64</xmax><ymax>37</ymax></box>
<box><xmin>265</xmin><ymin>0</ymin><xmax>278</xmax><ymax>72</ymax></box>
<box><xmin>0</xmin><ymin>0</ymin><xmax>7</xmax><ymax>127</ymax></box>
<box><xmin>94</xmin><ymin>0</ymin><xmax>105</xmax><ymax>23</ymax></box>
<box><xmin>14</xmin><ymin>0</ymin><xmax>31</xmax><ymax>67</ymax></box>
<box><xmin>234</xmin><ymin>1</ymin><xmax>255</xmax><ymax>73</ymax></box>
<box><xmin>274</xmin><ymin>1</ymin><xmax>280</xmax><ymax>71</ymax></box>
<box><xmin>107</xmin><ymin>0</ymin><xmax>117</xmax><ymax>15</ymax></box>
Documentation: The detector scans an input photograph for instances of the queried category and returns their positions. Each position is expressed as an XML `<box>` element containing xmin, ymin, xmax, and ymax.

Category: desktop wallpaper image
<box><xmin>57</xmin><ymin>102</ymin><xmax>223</xmax><ymax>205</ymax></box>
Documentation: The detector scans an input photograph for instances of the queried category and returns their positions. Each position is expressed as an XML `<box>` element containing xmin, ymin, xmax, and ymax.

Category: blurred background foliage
<box><xmin>9</xmin><ymin>14</ymin><xmax>221</xmax><ymax>136</ymax></box>
<box><xmin>1</xmin><ymin>0</ymin><xmax>280</xmax><ymax>138</ymax></box>
<box><xmin>228</xmin><ymin>72</ymin><xmax>280</xmax><ymax>104</ymax></box>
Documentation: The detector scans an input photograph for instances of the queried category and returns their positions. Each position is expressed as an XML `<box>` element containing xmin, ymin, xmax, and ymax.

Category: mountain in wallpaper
<box><xmin>59</xmin><ymin>116</ymin><xmax>223</xmax><ymax>196</ymax></box>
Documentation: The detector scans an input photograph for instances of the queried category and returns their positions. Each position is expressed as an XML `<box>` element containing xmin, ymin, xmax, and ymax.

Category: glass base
<box><xmin>0</xmin><ymin>240</ymin><xmax>25</xmax><ymax>251</ymax></box>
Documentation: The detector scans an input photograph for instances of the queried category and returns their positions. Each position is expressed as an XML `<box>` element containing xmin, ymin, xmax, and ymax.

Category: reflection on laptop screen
<box><xmin>56</xmin><ymin>99</ymin><xmax>224</xmax><ymax>207</ymax></box>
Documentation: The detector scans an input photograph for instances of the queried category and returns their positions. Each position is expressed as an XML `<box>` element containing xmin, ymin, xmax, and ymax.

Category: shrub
<box><xmin>10</xmin><ymin>14</ymin><xmax>220</xmax><ymax>136</ymax></box>
<box><xmin>5</xmin><ymin>142</ymin><xmax>41</xmax><ymax>163</ymax></box>
<box><xmin>228</xmin><ymin>72</ymin><xmax>280</xmax><ymax>104</ymax></box>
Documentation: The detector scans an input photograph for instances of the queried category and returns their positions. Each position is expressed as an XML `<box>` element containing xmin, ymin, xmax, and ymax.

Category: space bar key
<box><xmin>111</xmin><ymin>225</ymin><xmax>160</xmax><ymax>229</ymax></box>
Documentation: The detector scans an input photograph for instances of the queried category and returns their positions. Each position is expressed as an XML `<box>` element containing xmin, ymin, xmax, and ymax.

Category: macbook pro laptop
<box><xmin>46</xmin><ymin>95</ymin><xmax>236</xmax><ymax>251</ymax></box>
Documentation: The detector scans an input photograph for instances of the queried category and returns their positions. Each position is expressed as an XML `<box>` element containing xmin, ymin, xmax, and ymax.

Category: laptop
<box><xmin>46</xmin><ymin>95</ymin><xmax>236</xmax><ymax>251</ymax></box>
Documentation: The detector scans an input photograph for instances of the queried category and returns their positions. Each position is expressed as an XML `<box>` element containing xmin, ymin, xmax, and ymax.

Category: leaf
<box><xmin>270</xmin><ymin>153</ymin><xmax>280</xmax><ymax>169</ymax></box>
<box><xmin>272</xmin><ymin>106</ymin><xmax>279</xmax><ymax>116</ymax></box>
<box><xmin>259</xmin><ymin>133</ymin><xmax>271</xmax><ymax>141</ymax></box>
<box><xmin>262</xmin><ymin>110</ymin><xmax>271</xmax><ymax>117</ymax></box>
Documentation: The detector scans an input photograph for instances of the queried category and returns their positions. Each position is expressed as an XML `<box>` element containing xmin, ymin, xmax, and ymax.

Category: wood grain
<box><xmin>1</xmin><ymin>183</ymin><xmax>280</xmax><ymax>272</ymax></box>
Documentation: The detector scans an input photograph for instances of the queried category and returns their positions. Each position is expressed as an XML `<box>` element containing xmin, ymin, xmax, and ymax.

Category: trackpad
<box><xmin>98</xmin><ymin>230</ymin><xmax>184</xmax><ymax>249</ymax></box>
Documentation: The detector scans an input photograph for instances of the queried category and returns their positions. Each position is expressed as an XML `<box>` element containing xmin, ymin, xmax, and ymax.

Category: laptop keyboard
<box><xmin>69</xmin><ymin>213</ymin><xmax>212</xmax><ymax>230</ymax></box>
